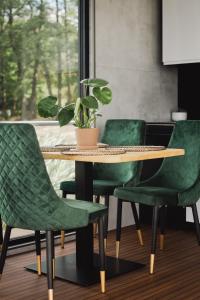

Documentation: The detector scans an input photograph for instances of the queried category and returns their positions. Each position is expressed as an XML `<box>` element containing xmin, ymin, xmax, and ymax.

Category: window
<box><xmin>0</xmin><ymin>0</ymin><xmax>79</xmax><ymax>121</ymax></box>
<box><xmin>0</xmin><ymin>0</ymin><xmax>89</xmax><ymax>250</ymax></box>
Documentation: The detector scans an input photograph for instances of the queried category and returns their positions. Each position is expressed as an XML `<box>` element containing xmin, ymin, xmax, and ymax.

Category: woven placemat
<box><xmin>41</xmin><ymin>146</ymin><xmax>70</xmax><ymax>152</ymax></box>
<box><xmin>41</xmin><ymin>145</ymin><xmax>166</xmax><ymax>153</ymax></box>
<box><xmin>54</xmin><ymin>142</ymin><xmax>108</xmax><ymax>149</ymax></box>
<box><xmin>62</xmin><ymin>148</ymin><xmax>126</xmax><ymax>156</ymax></box>
<box><xmin>110</xmin><ymin>145</ymin><xmax>166</xmax><ymax>152</ymax></box>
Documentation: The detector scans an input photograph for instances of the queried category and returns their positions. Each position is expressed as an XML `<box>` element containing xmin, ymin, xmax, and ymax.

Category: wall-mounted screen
<box><xmin>163</xmin><ymin>0</ymin><xmax>200</xmax><ymax>65</ymax></box>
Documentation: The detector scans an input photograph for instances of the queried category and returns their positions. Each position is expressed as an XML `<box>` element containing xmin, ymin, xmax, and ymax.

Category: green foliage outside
<box><xmin>0</xmin><ymin>0</ymin><xmax>78</xmax><ymax>120</ymax></box>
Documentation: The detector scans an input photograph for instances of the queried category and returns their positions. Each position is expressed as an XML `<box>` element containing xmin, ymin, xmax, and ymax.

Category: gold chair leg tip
<box><xmin>116</xmin><ymin>241</ymin><xmax>120</xmax><ymax>258</ymax></box>
<box><xmin>150</xmin><ymin>254</ymin><xmax>155</xmax><ymax>275</ymax></box>
<box><xmin>48</xmin><ymin>289</ymin><xmax>53</xmax><ymax>300</ymax></box>
<box><xmin>61</xmin><ymin>231</ymin><xmax>65</xmax><ymax>249</ymax></box>
<box><xmin>100</xmin><ymin>271</ymin><xmax>106</xmax><ymax>293</ymax></box>
<box><xmin>37</xmin><ymin>255</ymin><xmax>42</xmax><ymax>276</ymax></box>
<box><xmin>137</xmin><ymin>229</ymin><xmax>144</xmax><ymax>246</ymax></box>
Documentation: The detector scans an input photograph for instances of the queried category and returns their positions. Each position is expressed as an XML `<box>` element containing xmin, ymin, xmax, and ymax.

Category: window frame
<box><xmin>3</xmin><ymin>0</ymin><xmax>90</xmax><ymax>251</ymax></box>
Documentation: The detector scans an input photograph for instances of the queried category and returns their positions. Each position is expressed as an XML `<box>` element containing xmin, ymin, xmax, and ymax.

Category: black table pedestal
<box><xmin>26</xmin><ymin>253</ymin><xmax>145</xmax><ymax>286</ymax></box>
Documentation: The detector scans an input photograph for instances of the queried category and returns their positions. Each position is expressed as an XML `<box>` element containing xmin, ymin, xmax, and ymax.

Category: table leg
<box><xmin>75</xmin><ymin>162</ymin><xmax>94</xmax><ymax>268</ymax></box>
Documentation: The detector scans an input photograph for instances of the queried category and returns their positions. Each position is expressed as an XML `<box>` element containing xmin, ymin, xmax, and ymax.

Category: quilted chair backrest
<box><xmin>0</xmin><ymin>124</ymin><xmax>59</xmax><ymax>229</ymax></box>
<box><xmin>93</xmin><ymin>119</ymin><xmax>145</xmax><ymax>184</ymax></box>
<box><xmin>148</xmin><ymin>120</ymin><xmax>200</xmax><ymax>191</ymax></box>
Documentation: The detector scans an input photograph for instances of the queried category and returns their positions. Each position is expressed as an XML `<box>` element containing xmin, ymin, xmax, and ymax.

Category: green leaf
<box><xmin>93</xmin><ymin>87</ymin><xmax>112</xmax><ymax>104</ymax></box>
<box><xmin>58</xmin><ymin>107</ymin><xmax>74</xmax><ymax>127</ymax></box>
<box><xmin>65</xmin><ymin>102</ymin><xmax>75</xmax><ymax>110</ymax></box>
<box><xmin>81</xmin><ymin>96</ymin><xmax>98</xmax><ymax>109</ymax></box>
<box><xmin>81</xmin><ymin>78</ymin><xmax>108</xmax><ymax>87</ymax></box>
<box><xmin>37</xmin><ymin>96</ymin><xmax>59</xmax><ymax>118</ymax></box>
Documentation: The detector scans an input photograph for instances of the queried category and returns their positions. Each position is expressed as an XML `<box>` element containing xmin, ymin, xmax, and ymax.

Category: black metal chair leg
<box><xmin>131</xmin><ymin>202</ymin><xmax>144</xmax><ymax>246</ymax></box>
<box><xmin>0</xmin><ymin>225</ymin><xmax>12</xmax><ymax>278</ymax></box>
<box><xmin>35</xmin><ymin>231</ymin><xmax>41</xmax><ymax>275</ymax></box>
<box><xmin>52</xmin><ymin>231</ymin><xmax>55</xmax><ymax>279</ymax></box>
<box><xmin>103</xmin><ymin>195</ymin><xmax>110</xmax><ymax>248</ymax></box>
<box><xmin>192</xmin><ymin>204</ymin><xmax>200</xmax><ymax>245</ymax></box>
<box><xmin>98</xmin><ymin>217</ymin><xmax>106</xmax><ymax>293</ymax></box>
<box><xmin>0</xmin><ymin>215</ymin><xmax>3</xmax><ymax>249</ymax></box>
<box><xmin>62</xmin><ymin>191</ymin><xmax>67</xmax><ymax>198</ymax></box>
<box><xmin>159</xmin><ymin>205</ymin><xmax>167</xmax><ymax>250</ymax></box>
<box><xmin>93</xmin><ymin>196</ymin><xmax>100</xmax><ymax>236</ymax></box>
<box><xmin>96</xmin><ymin>195</ymin><xmax>100</xmax><ymax>204</ymax></box>
<box><xmin>61</xmin><ymin>192</ymin><xmax>67</xmax><ymax>248</ymax></box>
<box><xmin>46</xmin><ymin>231</ymin><xmax>54</xmax><ymax>300</ymax></box>
<box><xmin>116</xmin><ymin>199</ymin><xmax>122</xmax><ymax>258</ymax></box>
<box><xmin>150</xmin><ymin>206</ymin><xmax>159</xmax><ymax>274</ymax></box>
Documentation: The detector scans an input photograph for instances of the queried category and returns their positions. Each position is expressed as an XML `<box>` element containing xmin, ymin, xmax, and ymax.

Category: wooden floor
<box><xmin>1</xmin><ymin>225</ymin><xmax>200</xmax><ymax>300</ymax></box>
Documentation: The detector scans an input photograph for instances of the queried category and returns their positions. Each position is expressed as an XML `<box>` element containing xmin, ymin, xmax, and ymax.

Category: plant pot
<box><xmin>76</xmin><ymin>128</ymin><xmax>100</xmax><ymax>150</ymax></box>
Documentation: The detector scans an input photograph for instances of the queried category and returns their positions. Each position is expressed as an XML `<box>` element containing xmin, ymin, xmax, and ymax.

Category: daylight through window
<box><xmin>0</xmin><ymin>0</ymin><xmax>79</xmax><ymax>121</ymax></box>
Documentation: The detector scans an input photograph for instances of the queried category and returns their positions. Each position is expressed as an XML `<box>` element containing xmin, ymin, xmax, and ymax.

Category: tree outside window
<box><xmin>0</xmin><ymin>0</ymin><xmax>78</xmax><ymax>121</ymax></box>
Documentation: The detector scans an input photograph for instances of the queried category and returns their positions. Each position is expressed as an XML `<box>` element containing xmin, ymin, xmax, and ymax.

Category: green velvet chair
<box><xmin>0</xmin><ymin>124</ymin><xmax>107</xmax><ymax>300</ymax></box>
<box><xmin>114</xmin><ymin>120</ymin><xmax>200</xmax><ymax>274</ymax></box>
<box><xmin>60</xmin><ymin>119</ymin><xmax>146</xmax><ymax>249</ymax></box>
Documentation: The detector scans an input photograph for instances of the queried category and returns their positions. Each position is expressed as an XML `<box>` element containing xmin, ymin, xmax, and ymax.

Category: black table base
<box><xmin>26</xmin><ymin>253</ymin><xmax>145</xmax><ymax>286</ymax></box>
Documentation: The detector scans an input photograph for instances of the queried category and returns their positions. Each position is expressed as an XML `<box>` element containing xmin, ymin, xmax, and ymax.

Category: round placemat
<box><xmin>54</xmin><ymin>143</ymin><xmax>108</xmax><ymax>149</ymax></box>
<box><xmin>41</xmin><ymin>146</ymin><xmax>70</xmax><ymax>152</ymax></box>
<box><xmin>109</xmin><ymin>145</ymin><xmax>166</xmax><ymax>152</ymax></box>
<box><xmin>62</xmin><ymin>148</ymin><xmax>126</xmax><ymax>156</ymax></box>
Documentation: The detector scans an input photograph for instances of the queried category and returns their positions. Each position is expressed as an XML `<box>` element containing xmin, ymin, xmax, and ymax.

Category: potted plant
<box><xmin>37</xmin><ymin>78</ymin><xmax>112</xmax><ymax>149</ymax></box>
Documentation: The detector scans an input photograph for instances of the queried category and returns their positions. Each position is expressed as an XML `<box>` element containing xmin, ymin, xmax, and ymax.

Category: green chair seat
<box><xmin>114</xmin><ymin>186</ymin><xmax>180</xmax><ymax>206</ymax></box>
<box><xmin>63</xmin><ymin>198</ymin><xmax>107</xmax><ymax>222</ymax></box>
<box><xmin>60</xmin><ymin>179</ymin><xmax>124</xmax><ymax>196</ymax></box>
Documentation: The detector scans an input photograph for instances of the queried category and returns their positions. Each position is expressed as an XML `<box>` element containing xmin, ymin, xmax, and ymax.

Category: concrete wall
<box><xmin>90</xmin><ymin>0</ymin><xmax>178</xmax><ymax>230</ymax></box>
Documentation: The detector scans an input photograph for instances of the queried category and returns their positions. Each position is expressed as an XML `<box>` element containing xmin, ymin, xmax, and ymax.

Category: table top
<box><xmin>42</xmin><ymin>148</ymin><xmax>185</xmax><ymax>164</ymax></box>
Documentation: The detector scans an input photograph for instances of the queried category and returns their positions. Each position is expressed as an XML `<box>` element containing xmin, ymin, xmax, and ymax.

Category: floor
<box><xmin>0</xmin><ymin>225</ymin><xmax>200</xmax><ymax>300</ymax></box>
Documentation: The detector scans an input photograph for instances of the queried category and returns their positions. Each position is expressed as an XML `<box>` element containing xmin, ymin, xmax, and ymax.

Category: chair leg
<box><xmin>60</xmin><ymin>230</ymin><xmax>65</xmax><ymax>249</ymax></box>
<box><xmin>93</xmin><ymin>196</ymin><xmax>100</xmax><ymax>236</ymax></box>
<box><xmin>0</xmin><ymin>225</ymin><xmax>12</xmax><ymax>279</ymax></box>
<box><xmin>159</xmin><ymin>205</ymin><xmax>167</xmax><ymax>250</ymax></box>
<box><xmin>46</xmin><ymin>231</ymin><xmax>54</xmax><ymax>300</ymax></box>
<box><xmin>98</xmin><ymin>217</ymin><xmax>106</xmax><ymax>293</ymax></box>
<box><xmin>35</xmin><ymin>231</ymin><xmax>42</xmax><ymax>276</ymax></box>
<box><xmin>131</xmin><ymin>203</ymin><xmax>144</xmax><ymax>246</ymax></box>
<box><xmin>0</xmin><ymin>215</ymin><xmax>3</xmax><ymax>250</ymax></box>
<box><xmin>150</xmin><ymin>206</ymin><xmax>159</xmax><ymax>274</ymax></box>
<box><xmin>62</xmin><ymin>191</ymin><xmax>67</xmax><ymax>198</ymax></box>
<box><xmin>116</xmin><ymin>199</ymin><xmax>123</xmax><ymax>258</ymax></box>
<box><xmin>103</xmin><ymin>195</ymin><xmax>110</xmax><ymax>249</ymax></box>
<box><xmin>192</xmin><ymin>204</ymin><xmax>200</xmax><ymax>245</ymax></box>
<box><xmin>52</xmin><ymin>231</ymin><xmax>55</xmax><ymax>279</ymax></box>
<box><xmin>61</xmin><ymin>191</ymin><xmax>67</xmax><ymax>248</ymax></box>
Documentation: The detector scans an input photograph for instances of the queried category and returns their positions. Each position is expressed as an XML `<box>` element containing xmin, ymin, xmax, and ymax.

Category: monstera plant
<box><xmin>37</xmin><ymin>78</ymin><xmax>112</xmax><ymax>149</ymax></box>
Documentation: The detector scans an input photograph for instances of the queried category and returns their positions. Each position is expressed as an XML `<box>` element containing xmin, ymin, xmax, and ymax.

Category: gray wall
<box><xmin>90</xmin><ymin>0</ymin><xmax>178</xmax><ymax>229</ymax></box>
<box><xmin>92</xmin><ymin>0</ymin><xmax>177</xmax><ymax>128</ymax></box>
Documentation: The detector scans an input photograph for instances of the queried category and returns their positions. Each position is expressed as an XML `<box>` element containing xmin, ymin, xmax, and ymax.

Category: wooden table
<box><xmin>27</xmin><ymin>148</ymin><xmax>184</xmax><ymax>285</ymax></box>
